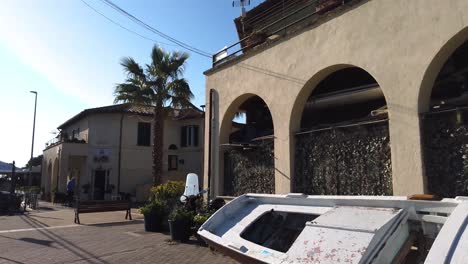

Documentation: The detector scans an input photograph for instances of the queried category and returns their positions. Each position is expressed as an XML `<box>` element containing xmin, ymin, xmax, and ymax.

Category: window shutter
<box><xmin>181</xmin><ymin>126</ymin><xmax>187</xmax><ymax>147</ymax></box>
<box><xmin>137</xmin><ymin>123</ymin><xmax>143</xmax><ymax>145</ymax></box>
<box><xmin>194</xmin><ymin>126</ymin><xmax>199</xmax><ymax>147</ymax></box>
<box><xmin>138</xmin><ymin>122</ymin><xmax>151</xmax><ymax>146</ymax></box>
<box><xmin>188</xmin><ymin>126</ymin><xmax>192</xmax><ymax>146</ymax></box>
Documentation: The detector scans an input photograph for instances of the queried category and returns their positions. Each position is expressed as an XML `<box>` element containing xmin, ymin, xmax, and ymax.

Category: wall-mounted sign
<box><xmin>93</xmin><ymin>148</ymin><xmax>111</xmax><ymax>163</ymax></box>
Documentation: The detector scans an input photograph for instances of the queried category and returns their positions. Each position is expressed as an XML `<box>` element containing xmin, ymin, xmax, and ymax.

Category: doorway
<box><xmin>94</xmin><ymin>170</ymin><xmax>106</xmax><ymax>200</ymax></box>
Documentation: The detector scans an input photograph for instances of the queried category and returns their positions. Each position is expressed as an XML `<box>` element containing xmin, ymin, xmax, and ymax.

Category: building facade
<box><xmin>204</xmin><ymin>0</ymin><xmax>468</xmax><ymax>197</ymax></box>
<box><xmin>42</xmin><ymin>104</ymin><xmax>204</xmax><ymax>201</ymax></box>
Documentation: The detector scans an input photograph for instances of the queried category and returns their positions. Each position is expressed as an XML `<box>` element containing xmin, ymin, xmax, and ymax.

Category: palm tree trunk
<box><xmin>152</xmin><ymin>105</ymin><xmax>164</xmax><ymax>185</ymax></box>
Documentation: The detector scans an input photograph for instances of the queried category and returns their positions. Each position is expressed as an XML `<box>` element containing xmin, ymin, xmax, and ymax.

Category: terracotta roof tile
<box><xmin>58</xmin><ymin>103</ymin><xmax>203</xmax><ymax>129</ymax></box>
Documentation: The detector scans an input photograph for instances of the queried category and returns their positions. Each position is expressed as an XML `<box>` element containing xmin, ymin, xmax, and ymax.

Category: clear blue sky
<box><xmin>0</xmin><ymin>0</ymin><xmax>262</xmax><ymax>167</ymax></box>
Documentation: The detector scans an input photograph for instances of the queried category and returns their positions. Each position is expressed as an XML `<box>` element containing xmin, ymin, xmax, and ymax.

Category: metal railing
<box><xmin>45</xmin><ymin>134</ymin><xmax>88</xmax><ymax>149</ymax></box>
<box><xmin>213</xmin><ymin>0</ymin><xmax>350</xmax><ymax>67</ymax></box>
<box><xmin>23</xmin><ymin>192</ymin><xmax>39</xmax><ymax>210</ymax></box>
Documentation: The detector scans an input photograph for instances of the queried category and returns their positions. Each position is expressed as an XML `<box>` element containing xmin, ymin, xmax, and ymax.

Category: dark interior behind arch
<box><xmin>294</xmin><ymin>67</ymin><xmax>392</xmax><ymax>195</ymax></box>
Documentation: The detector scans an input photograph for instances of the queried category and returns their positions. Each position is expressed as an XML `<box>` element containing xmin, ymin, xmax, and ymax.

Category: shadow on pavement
<box><xmin>36</xmin><ymin>206</ymin><xmax>55</xmax><ymax>211</ymax></box>
<box><xmin>30</xmin><ymin>214</ymin><xmax>63</xmax><ymax>220</ymax></box>
<box><xmin>86</xmin><ymin>219</ymin><xmax>144</xmax><ymax>228</ymax></box>
<box><xmin>0</xmin><ymin>256</ymin><xmax>25</xmax><ymax>264</ymax></box>
<box><xmin>18</xmin><ymin>237</ymin><xmax>56</xmax><ymax>247</ymax></box>
<box><xmin>0</xmin><ymin>234</ymin><xmax>55</xmax><ymax>248</ymax></box>
<box><xmin>19</xmin><ymin>215</ymin><xmax>110</xmax><ymax>264</ymax></box>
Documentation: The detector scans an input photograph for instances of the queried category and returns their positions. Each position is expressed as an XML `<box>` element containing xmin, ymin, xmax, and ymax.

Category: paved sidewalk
<box><xmin>0</xmin><ymin>202</ymin><xmax>238</xmax><ymax>264</ymax></box>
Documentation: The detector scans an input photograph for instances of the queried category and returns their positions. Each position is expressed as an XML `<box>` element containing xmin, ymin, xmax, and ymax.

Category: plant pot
<box><xmin>144</xmin><ymin>213</ymin><xmax>163</xmax><ymax>232</ymax></box>
<box><xmin>168</xmin><ymin>219</ymin><xmax>191</xmax><ymax>242</ymax></box>
<box><xmin>192</xmin><ymin>226</ymin><xmax>208</xmax><ymax>247</ymax></box>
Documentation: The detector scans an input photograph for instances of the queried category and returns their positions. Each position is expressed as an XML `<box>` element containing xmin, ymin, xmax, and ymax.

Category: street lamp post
<box><xmin>29</xmin><ymin>91</ymin><xmax>37</xmax><ymax>186</ymax></box>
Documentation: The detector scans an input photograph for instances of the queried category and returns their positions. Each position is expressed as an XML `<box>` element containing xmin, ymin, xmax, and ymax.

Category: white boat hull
<box><xmin>198</xmin><ymin>194</ymin><xmax>468</xmax><ymax>264</ymax></box>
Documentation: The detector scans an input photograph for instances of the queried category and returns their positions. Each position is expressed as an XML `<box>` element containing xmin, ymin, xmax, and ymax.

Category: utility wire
<box><xmin>79</xmin><ymin>0</ymin><xmax>174</xmax><ymax>46</ymax></box>
<box><xmin>98</xmin><ymin>0</ymin><xmax>212</xmax><ymax>58</ymax></box>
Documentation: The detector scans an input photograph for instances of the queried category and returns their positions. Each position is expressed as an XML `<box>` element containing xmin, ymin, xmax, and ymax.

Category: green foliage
<box><xmin>168</xmin><ymin>206</ymin><xmax>194</xmax><ymax>223</ymax></box>
<box><xmin>17</xmin><ymin>186</ymin><xmax>41</xmax><ymax>193</ymax></box>
<box><xmin>193</xmin><ymin>213</ymin><xmax>211</xmax><ymax>226</ymax></box>
<box><xmin>26</xmin><ymin>155</ymin><xmax>43</xmax><ymax>168</ymax></box>
<box><xmin>150</xmin><ymin>181</ymin><xmax>185</xmax><ymax>202</ymax></box>
<box><xmin>294</xmin><ymin>123</ymin><xmax>392</xmax><ymax>195</ymax></box>
<box><xmin>224</xmin><ymin>141</ymin><xmax>275</xmax><ymax>196</ymax></box>
<box><xmin>139</xmin><ymin>199</ymin><xmax>166</xmax><ymax>216</ymax></box>
<box><xmin>113</xmin><ymin>45</ymin><xmax>194</xmax><ymax>185</ymax></box>
<box><xmin>423</xmin><ymin>110</ymin><xmax>468</xmax><ymax>197</ymax></box>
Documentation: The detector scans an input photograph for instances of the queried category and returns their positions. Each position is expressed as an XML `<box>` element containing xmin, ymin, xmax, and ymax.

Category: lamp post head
<box><xmin>30</xmin><ymin>91</ymin><xmax>37</xmax><ymax>94</ymax></box>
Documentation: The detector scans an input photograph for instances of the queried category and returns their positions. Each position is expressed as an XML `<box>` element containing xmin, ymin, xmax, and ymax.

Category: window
<box><xmin>168</xmin><ymin>155</ymin><xmax>178</xmax><ymax>171</ymax></box>
<box><xmin>137</xmin><ymin>122</ymin><xmax>151</xmax><ymax>146</ymax></box>
<box><xmin>181</xmin><ymin>125</ymin><xmax>199</xmax><ymax>147</ymax></box>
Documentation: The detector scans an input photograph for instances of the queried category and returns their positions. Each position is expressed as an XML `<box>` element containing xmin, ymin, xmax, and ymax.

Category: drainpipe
<box><xmin>117</xmin><ymin>113</ymin><xmax>124</xmax><ymax>193</ymax></box>
<box><xmin>207</xmin><ymin>89</ymin><xmax>213</xmax><ymax>202</ymax></box>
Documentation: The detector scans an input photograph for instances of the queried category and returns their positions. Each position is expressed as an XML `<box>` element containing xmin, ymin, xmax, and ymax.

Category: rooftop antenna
<box><xmin>233</xmin><ymin>0</ymin><xmax>251</xmax><ymax>17</ymax></box>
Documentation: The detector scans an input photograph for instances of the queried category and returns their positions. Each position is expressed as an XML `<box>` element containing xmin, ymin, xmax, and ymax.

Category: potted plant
<box><xmin>150</xmin><ymin>181</ymin><xmax>185</xmax><ymax>230</ymax></box>
<box><xmin>193</xmin><ymin>213</ymin><xmax>211</xmax><ymax>246</ymax></box>
<box><xmin>139</xmin><ymin>200</ymin><xmax>166</xmax><ymax>232</ymax></box>
<box><xmin>168</xmin><ymin>206</ymin><xmax>194</xmax><ymax>242</ymax></box>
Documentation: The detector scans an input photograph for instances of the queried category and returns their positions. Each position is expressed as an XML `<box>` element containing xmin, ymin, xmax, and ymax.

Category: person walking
<box><xmin>66</xmin><ymin>177</ymin><xmax>76</xmax><ymax>206</ymax></box>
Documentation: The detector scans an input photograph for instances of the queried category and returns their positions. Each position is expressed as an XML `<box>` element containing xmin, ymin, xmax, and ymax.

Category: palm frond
<box><xmin>120</xmin><ymin>57</ymin><xmax>144</xmax><ymax>78</ymax></box>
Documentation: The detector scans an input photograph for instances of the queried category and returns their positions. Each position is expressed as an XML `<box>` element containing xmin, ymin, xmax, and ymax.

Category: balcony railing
<box><xmin>45</xmin><ymin>134</ymin><xmax>88</xmax><ymax>149</ymax></box>
<box><xmin>213</xmin><ymin>0</ymin><xmax>352</xmax><ymax>67</ymax></box>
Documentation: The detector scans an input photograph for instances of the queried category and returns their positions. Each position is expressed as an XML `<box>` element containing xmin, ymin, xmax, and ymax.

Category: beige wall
<box><xmin>43</xmin><ymin>111</ymin><xmax>204</xmax><ymax>200</ymax></box>
<box><xmin>204</xmin><ymin>0</ymin><xmax>468</xmax><ymax>196</ymax></box>
<box><xmin>62</xmin><ymin>118</ymin><xmax>89</xmax><ymax>141</ymax></box>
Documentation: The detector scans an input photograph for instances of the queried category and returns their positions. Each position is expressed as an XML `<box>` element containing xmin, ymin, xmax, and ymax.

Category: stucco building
<box><xmin>203</xmin><ymin>0</ymin><xmax>468</xmax><ymax>198</ymax></box>
<box><xmin>42</xmin><ymin>103</ymin><xmax>204</xmax><ymax>200</ymax></box>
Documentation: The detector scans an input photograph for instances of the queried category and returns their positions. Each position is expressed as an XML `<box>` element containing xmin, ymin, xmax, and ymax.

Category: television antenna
<box><xmin>233</xmin><ymin>0</ymin><xmax>251</xmax><ymax>17</ymax></box>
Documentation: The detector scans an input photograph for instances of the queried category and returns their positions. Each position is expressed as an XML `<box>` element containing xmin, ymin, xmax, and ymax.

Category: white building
<box><xmin>42</xmin><ymin>103</ymin><xmax>204</xmax><ymax>201</ymax></box>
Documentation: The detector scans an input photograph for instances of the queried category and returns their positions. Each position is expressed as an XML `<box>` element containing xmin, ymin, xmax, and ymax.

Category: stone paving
<box><xmin>0</xmin><ymin>202</ymin><xmax>239</xmax><ymax>264</ymax></box>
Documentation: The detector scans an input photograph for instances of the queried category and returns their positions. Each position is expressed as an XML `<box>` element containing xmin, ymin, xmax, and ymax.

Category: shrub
<box><xmin>139</xmin><ymin>200</ymin><xmax>166</xmax><ymax>216</ymax></box>
<box><xmin>169</xmin><ymin>206</ymin><xmax>194</xmax><ymax>223</ymax></box>
<box><xmin>193</xmin><ymin>214</ymin><xmax>211</xmax><ymax>226</ymax></box>
<box><xmin>150</xmin><ymin>181</ymin><xmax>185</xmax><ymax>208</ymax></box>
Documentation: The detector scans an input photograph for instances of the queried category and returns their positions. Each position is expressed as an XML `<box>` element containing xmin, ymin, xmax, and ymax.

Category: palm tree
<box><xmin>114</xmin><ymin>45</ymin><xmax>193</xmax><ymax>185</ymax></box>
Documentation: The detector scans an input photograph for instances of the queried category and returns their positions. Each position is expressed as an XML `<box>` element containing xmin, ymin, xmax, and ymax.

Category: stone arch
<box><xmin>419</xmin><ymin>26</ymin><xmax>468</xmax><ymax>197</ymax></box>
<box><xmin>419</xmin><ymin>26</ymin><xmax>468</xmax><ymax>113</ymax></box>
<box><xmin>218</xmin><ymin>93</ymin><xmax>275</xmax><ymax>196</ymax></box>
<box><xmin>290</xmin><ymin>64</ymin><xmax>388</xmax><ymax>131</ymax></box>
<box><xmin>219</xmin><ymin>93</ymin><xmax>276</xmax><ymax>145</ymax></box>
<box><xmin>46</xmin><ymin>160</ymin><xmax>52</xmax><ymax>192</ymax></box>
<box><xmin>290</xmin><ymin>65</ymin><xmax>392</xmax><ymax>195</ymax></box>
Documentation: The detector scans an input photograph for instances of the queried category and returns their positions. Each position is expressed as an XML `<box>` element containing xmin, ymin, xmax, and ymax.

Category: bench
<box><xmin>74</xmin><ymin>200</ymin><xmax>132</xmax><ymax>224</ymax></box>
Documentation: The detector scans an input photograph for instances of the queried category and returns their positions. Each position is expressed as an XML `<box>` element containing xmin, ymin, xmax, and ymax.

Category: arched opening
<box><xmin>294</xmin><ymin>67</ymin><xmax>392</xmax><ymax>195</ymax></box>
<box><xmin>220</xmin><ymin>95</ymin><xmax>275</xmax><ymax>196</ymax></box>
<box><xmin>168</xmin><ymin>144</ymin><xmax>178</xmax><ymax>150</ymax></box>
<box><xmin>52</xmin><ymin>158</ymin><xmax>59</xmax><ymax>192</ymax></box>
<box><xmin>47</xmin><ymin>161</ymin><xmax>52</xmax><ymax>192</ymax></box>
<box><xmin>421</xmin><ymin>37</ymin><xmax>468</xmax><ymax>197</ymax></box>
